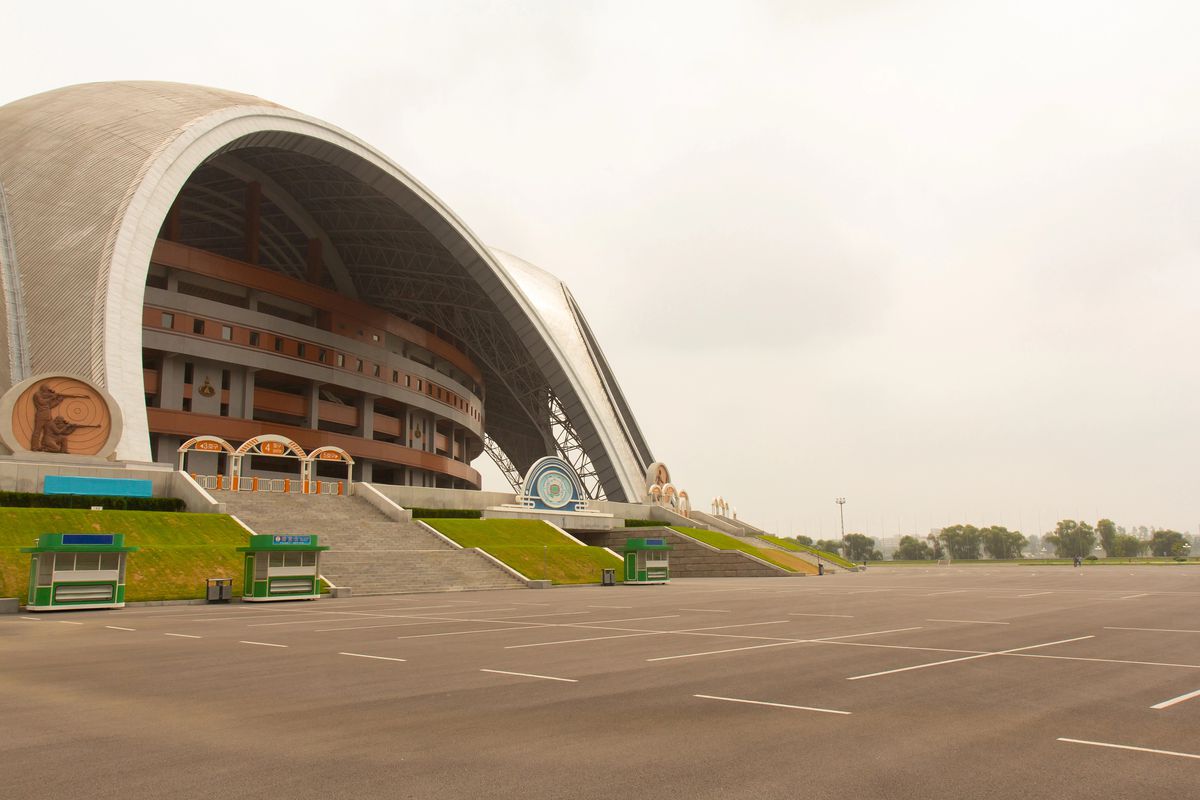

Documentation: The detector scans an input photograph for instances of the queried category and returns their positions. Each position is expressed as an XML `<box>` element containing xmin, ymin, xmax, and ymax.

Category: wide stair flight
<box><xmin>214</xmin><ymin>491</ymin><xmax>524</xmax><ymax>595</ymax></box>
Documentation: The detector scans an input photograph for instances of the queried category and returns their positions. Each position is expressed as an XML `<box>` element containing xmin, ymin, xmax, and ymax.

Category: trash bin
<box><xmin>206</xmin><ymin>577</ymin><xmax>233</xmax><ymax>603</ymax></box>
<box><xmin>601</xmin><ymin>568</ymin><xmax>616</xmax><ymax>586</ymax></box>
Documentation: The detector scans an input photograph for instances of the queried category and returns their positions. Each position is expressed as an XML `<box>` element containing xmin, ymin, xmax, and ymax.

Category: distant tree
<box><xmin>1044</xmin><ymin>520</ymin><xmax>1096</xmax><ymax>559</ymax></box>
<box><xmin>843</xmin><ymin>533</ymin><xmax>876</xmax><ymax>561</ymax></box>
<box><xmin>1096</xmin><ymin>519</ymin><xmax>1118</xmax><ymax>558</ymax></box>
<box><xmin>869</xmin><ymin>549</ymin><xmax>884</xmax><ymax>561</ymax></box>
<box><xmin>1112</xmin><ymin>534</ymin><xmax>1146</xmax><ymax>557</ymax></box>
<box><xmin>938</xmin><ymin>525</ymin><xmax>983</xmax><ymax>560</ymax></box>
<box><xmin>1148</xmin><ymin>530</ymin><xmax>1187</xmax><ymax>557</ymax></box>
<box><xmin>926</xmin><ymin>533</ymin><xmax>945</xmax><ymax>560</ymax></box>
<box><xmin>894</xmin><ymin>535</ymin><xmax>933</xmax><ymax>560</ymax></box>
<box><xmin>981</xmin><ymin>526</ymin><xmax>1027</xmax><ymax>560</ymax></box>
<box><xmin>1027</xmin><ymin>534</ymin><xmax>1042</xmax><ymax>555</ymax></box>
<box><xmin>793</xmin><ymin>535</ymin><xmax>814</xmax><ymax>546</ymax></box>
<box><xmin>815</xmin><ymin>539</ymin><xmax>842</xmax><ymax>555</ymax></box>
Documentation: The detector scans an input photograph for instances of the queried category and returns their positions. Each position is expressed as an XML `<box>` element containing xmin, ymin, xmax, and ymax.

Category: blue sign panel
<box><xmin>272</xmin><ymin>535</ymin><xmax>312</xmax><ymax>545</ymax></box>
<box><xmin>62</xmin><ymin>534</ymin><xmax>115</xmax><ymax>545</ymax></box>
<box><xmin>644</xmin><ymin>538</ymin><xmax>664</xmax><ymax>546</ymax></box>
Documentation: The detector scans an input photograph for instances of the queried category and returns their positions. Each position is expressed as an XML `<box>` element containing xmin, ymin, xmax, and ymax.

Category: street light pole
<box><xmin>836</xmin><ymin>497</ymin><xmax>846</xmax><ymax>557</ymax></box>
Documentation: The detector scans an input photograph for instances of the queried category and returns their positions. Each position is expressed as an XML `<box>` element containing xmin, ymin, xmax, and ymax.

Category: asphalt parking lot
<box><xmin>3</xmin><ymin>566</ymin><xmax>1198</xmax><ymax>799</ymax></box>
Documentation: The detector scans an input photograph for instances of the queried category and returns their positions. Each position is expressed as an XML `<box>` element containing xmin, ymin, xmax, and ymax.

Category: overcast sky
<box><xmin>3</xmin><ymin>1</ymin><xmax>1197</xmax><ymax>539</ymax></box>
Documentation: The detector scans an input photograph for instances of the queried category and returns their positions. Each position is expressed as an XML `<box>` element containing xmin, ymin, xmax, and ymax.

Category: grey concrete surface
<box><xmin>2</xmin><ymin>566</ymin><xmax>1198</xmax><ymax>800</ymax></box>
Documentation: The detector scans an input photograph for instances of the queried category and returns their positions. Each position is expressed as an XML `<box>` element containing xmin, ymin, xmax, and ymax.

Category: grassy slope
<box><xmin>422</xmin><ymin>518</ymin><xmax>621</xmax><ymax>584</ymax></box>
<box><xmin>672</xmin><ymin>527</ymin><xmax>818</xmax><ymax>574</ymax></box>
<box><xmin>0</xmin><ymin>509</ymin><xmax>248</xmax><ymax>602</ymax></box>
<box><xmin>758</xmin><ymin>533</ymin><xmax>857</xmax><ymax>570</ymax></box>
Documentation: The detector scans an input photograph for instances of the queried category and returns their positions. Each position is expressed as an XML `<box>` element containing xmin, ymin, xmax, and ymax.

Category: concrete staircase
<box><xmin>214</xmin><ymin>491</ymin><xmax>524</xmax><ymax>595</ymax></box>
<box><xmin>578</xmin><ymin>527</ymin><xmax>806</xmax><ymax>578</ymax></box>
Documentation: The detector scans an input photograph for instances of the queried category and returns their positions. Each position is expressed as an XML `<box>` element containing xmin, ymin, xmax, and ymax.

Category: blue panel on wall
<box><xmin>43</xmin><ymin>476</ymin><xmax>154</xmax><ymax>497</ymax></box>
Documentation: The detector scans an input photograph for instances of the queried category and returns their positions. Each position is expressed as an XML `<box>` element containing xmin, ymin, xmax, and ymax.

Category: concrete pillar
<box><xmin>242</xmin><ymin>369</ymin><xmax>256</xmax><ymax>420</ymax></box>
<box><xmin>355</xmin><ymin>394</ymin><xmax>375</xmax><ymax>438</ymax></box>
<box><xmin>306</xmin><ymin>381</ymin><xmax>322</xmax><ymax>429</ymax></box>
<box><xmin>159</xmin><ymin>355</ymin><xmax>185</xmax><ymax>411</ymax></box>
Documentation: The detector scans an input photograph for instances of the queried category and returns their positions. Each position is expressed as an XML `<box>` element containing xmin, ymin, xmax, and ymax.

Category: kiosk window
<box><xmin>100</xmin><ymin>553</ymin><xmax>119</xmax><ymax>571</ymax></box>
<box><xmin>255</xmin><ymin>556</ymin><xmax>268</xmax><ymax>581</ymax></box>
<box><xmin>76</xmin><ymin>552</ymin><xmax>101</xmax><ymax>571</ymax></box>
<box><xmin>55</xmin><ymin>553</ymin><xmax>75</xmax><ymax>571</ymax></box>
<box><xmin>284</xmin><ymin>552</ymin><xmax>303</xmax><ymax>567</ymax></box>
<box><xmin>302</xmin><ymin>552</ymin><xmax>316</xmax><ymax>567</ymax></box>
<box><xmin>269</xmin><ymin>552</ymin><xmax>285</xmax><ymax>568</ymax></box>
<box><xmin>36</xmin><ymin>555</ymin><xmax>53</xmax><ymax>586</ymax></box>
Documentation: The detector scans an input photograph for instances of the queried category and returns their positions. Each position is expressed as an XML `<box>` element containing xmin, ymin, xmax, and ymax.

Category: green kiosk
<box><xmin>238</xmin><ymin>534</ymin><xmax>329</xmax><ymax>602</ymax></box>
<box><xmin>623</xmin><ymin>537</ymin><xmax>671</xmax><ymax>584</ymax></box>
<box><xmin>22</xmin><ymin>533</ymin><xmax>139</xmax><ymax>611</ymax></box>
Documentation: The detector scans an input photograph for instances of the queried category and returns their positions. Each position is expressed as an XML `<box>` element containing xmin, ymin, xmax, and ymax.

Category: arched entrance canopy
<box><xmin>176</xmin><ymin>435</ymin><xmax>236</xmax><ymax>470</ymax></box>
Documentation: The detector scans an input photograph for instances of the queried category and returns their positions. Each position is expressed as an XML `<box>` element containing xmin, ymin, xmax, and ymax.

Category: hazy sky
<box><xmin>3</xmin><ymin>1</ymin><xmax>1197</xmax><ymax>538</ymax></box>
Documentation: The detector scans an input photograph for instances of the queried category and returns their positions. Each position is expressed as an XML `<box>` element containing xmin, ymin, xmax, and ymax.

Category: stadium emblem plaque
<box><xmin>0</xmin><ymin>374</ymin><xmax>123</xmax><ymax>459</ymax></box>
<box><xmin>522</xmin><ymin>456</ymin><xmax>587</xmax><ymax>512</ymax></box>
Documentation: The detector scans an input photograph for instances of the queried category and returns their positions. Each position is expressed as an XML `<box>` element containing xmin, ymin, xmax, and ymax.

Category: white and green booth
<box><xmin>22</xmin><ymin>533</ymin><xmax>139</xmax><ymax>610</ymax></box>
<box><xmin>238</xmin><ymin>534</ymin><xmax>329</xmax><ymax>601</ymax></box>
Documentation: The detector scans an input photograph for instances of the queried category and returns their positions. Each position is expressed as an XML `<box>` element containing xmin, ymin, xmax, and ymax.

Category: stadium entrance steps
<box><xmin>213</xmin><ymin>490</ymin><xmax>524</xmax><ymax>595</ymax></box>
<box><xmin>577</xmin><ymin>527</ymin><xmax>807</xmax><ymax>578</ymax></box>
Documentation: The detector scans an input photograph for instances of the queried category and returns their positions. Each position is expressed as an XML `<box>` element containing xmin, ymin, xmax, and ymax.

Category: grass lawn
<box><xmin>422</xmin><ymin>518</ymin><xmax>622</xmax><ymax>584</ymax></box>
<box><xmin>0</xmin><ymin>508</ymin><xmax>249</xmax><ymax>603</ymax></box>
<box><xmin>757</xmin><ymin>534</ymin><xmax>857</xmax><ymax>570</ymax></box>
<box><xmin>672</xmin><ymin>527</ymin><xmax>817</xmax><ymax>574</ymax></box>
<box><xmin>882</xmin><ymin>558</ymin><xmax>1200</xmax><ymax>566</ymax></box>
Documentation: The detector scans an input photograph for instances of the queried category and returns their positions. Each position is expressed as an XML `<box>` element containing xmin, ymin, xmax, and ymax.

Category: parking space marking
<box><xmin>1151</xmin><ymin>688</ymin><xmax>1200</xmax><ymax>710</ymax></box>
<box><xmin>1018</xmin><ymin>653</ymin><xmax>1200</xmax><ymax>670</ymax></box>
<box><xmin>847</xmin><ymin>635</ymin><xmax>1094</xmax><ymax>681</ymax></box>
<box><xmin>506</xmin><ymin>631</ymin><xmax>661</xmax><ymax>649</ymax></box>
<box><xmin>105</xmin><ymin>626</ymin><xmax>136</xmax><ymax>631</ymax></box>
<box><xmin>339</xmin><ymin>652</ymin><xmax>407</xmax><ymax>662</ymax></box>
<box><xmin>679</xmin><ymin>608</ymin><xmax>732</xmax><ymax>613</ymax></box>
<box><xmin>1121</xmin><ymin>594</ymin><xmax>1149</xmax><ymax>600</ymax></box>
<box><xmin>588</xmin><ymin>605</ymin><xmax>631</xmax><ymax>609</ymax></box>
<box><xmin>1105</xmin><ymin>626</ymin><xmax>1200</xmax><ymax>634</ymax></box>
<box><xmin>810</xmin><ymin>626</ymin><xmax>924</xmax><ymax>642</ymax></box>
<box><xmin>164</xmin><ymin>633</ymin><xmax>202</xmax><ymax>639</ymax></box>
<box><xmin>927</xmin><ymin>619</ymin><xmax>1010</xmax><ymax>625</ymax></box>
<box><xmin>925</xmin><ymin>590</ymin><xmax>967</xmax><ymax>597</ymax></box>
<box><xmin>480</xmin><ymin>669</ymin><xmax>577</xmax><ymax>683</ymax></box>
<box><xmin>694</xmin><ymin>695</ymin><xmax>851</xmax><ymax>715</ymax></box>
<box><xmin>395</xmin><ymin>625</ymin><xmax>546</xmax><ymax>640</ymax></box>
<box><xmin>1018</xmin><ymin>592</ymin><xmax>1052</xmax><ymax>598</ymax></box>
<box><xmin>647</xmin><ymin>641</ymin><xmax>797</xmax><ymax>662</ymax></box>
<box><xmin>790</xmin><ymin>613</ymin><xmax>855</xmax><ymax>618</ymax></box>
<box><xmin>1057</xmin><ymin>738</ymin><xmax>1200</xmax><ymax>761</ymax></box>
<box><xmin>19</xmin><ymin>616</ymin><xmax>42</xmax><ymax>621</ymax></box>
<box><xmin>239</xmin><ymin>640</ymin><xmax>288</xmax><ymax>648</ymax></box>
<box><xmin>57</xmin><ymin>620</ymin><xmax>84</xmax><ymax>625</ymax></box>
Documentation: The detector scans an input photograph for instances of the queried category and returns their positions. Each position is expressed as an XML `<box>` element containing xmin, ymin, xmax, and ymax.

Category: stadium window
<box><xmin>392</xmin><ymin>370</ymin><xmax>399</xmax><ymax>383</ymax></box>
<box><xmin>336</xmin><ymin>353</ymin><xmax>345</xmax><ymax>367</ymax></box>
<box><xmin>220</xmin><ymin>325</ymin><xmax>232</xmax><ymax>341</ymax></box>
<box><xmin>373</xmin><ymin>365</ymin><xmax>380</xmax><ymax>377</ymax></box>
<box><xmin>318</xmin><ymin>349</ymin><xmax>327</xmax><ymax>363</ymax></box>
<box><xmin>405</xmin><ymin>375</ymin><xmax>411</xmax><ymax>388</ymax></box>
<box><xmin>274</xmin><ymin>337</ymin><xmax>284</xmax><ymax>353</ymax></box>
<box><xmin>160</xmin><ymin>312</ymin><xmax>174</xmax><ymax>329</ymax></box>
<box><xmin>416</xmin><ymin>379</ymin><xmax>422</xmax><ymax>391</ymax></box>
<box><xmin>356</xmin><ymin>359</ymin><xmax>364</xmax><ymax>373</ymax></box>
<box><xmin>193</xmin><ymin>319</ymin><xmax>205</xmax><ymax>335</ymax></box>
<box><xmin>297</xmin><ymin>343</ymin><xmax>307</xmax><ymax>358</ymax></box>
<box><xmin>249</xmin><ymin>331</ymin><xmax>260</xmax><ymax>346</ymax></box>
<box><xmin>372</xmin><ymin>334</ymin><xmax>380</xmax><ymax>342</ymax></box>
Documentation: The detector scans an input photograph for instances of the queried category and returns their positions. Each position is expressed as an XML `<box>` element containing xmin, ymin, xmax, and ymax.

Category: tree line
<box><xmin>793</xmin><ymin>519</ymin><xmax>1192</xmax><ymax>561</ymax></box>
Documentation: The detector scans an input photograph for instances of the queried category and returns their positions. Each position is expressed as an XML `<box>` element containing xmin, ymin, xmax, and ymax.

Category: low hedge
<box><xmin>0</xmin><ymin>491</ymin><xmax>184</xmax><ymax>512</ymax></box>
<box><xmin>622</xmin><ymin>519</ymin><xmax>662</xmax><ymax>528</ymax></box>
<box><xmin>409</xmin><ymin>508</ymin><xmax>482</xmax><ymax>519</ymax></box>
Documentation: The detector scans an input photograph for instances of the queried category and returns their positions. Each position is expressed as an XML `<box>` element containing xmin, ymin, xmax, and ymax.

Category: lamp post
<box><xmin>836</xmin><ymin>497</ymin><xmax>846</xmax><ymax>557</ymax></box>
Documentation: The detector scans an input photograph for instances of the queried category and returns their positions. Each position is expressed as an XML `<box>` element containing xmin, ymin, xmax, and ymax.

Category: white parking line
<box><xmin>790</xmin><ymin>613</ymin><xmax>855</xmax><ymax>618</ymax></box>
<box><xmin>1121</xmin><ymin>594</ymin><xmax>1149</xmax><ymax>600</ymax></box>
<box><xmin>811</xmin><ymin>626</ymin><xmax>924</xmax><ymax>642</ymax></box>
<box><xmin>1151</xmin><ymin>688</ymin><xmax>1200</xmax><ymax>710</ymax></box>
<box><xmin>1018</xmin><ymin>592</ymin><xmax>1052</xmax><ymax>598</ymax></box>
<box><xmin>1105</xmin><ymin>626</ymin><xmax>1200</xmax><ymax>634</ymax></box>
<box><xmin>395</xmin><ymin>625</ymin><xmax>545</xmax><ymax>640</ymax></box>
<box><xmin>506</xmin><ymin>631</ymin><xmax>660</xmax><ymax>649</ymax></box>
<box><xmin>339</xmin><ymin>652</ymin><xmax>407</xmax><ymax>662</ymax></box>
<box><xmin>847</xmin><ymin>635</ymin><xmax>1094</xmax><ymax>681</ymax></box>
<box><xmin>480</xmin><ymin>668</ymin><xmax>577</xmax><ymax>683</ymax></box>
<box><xmin>105</xmin><ymin>626</ymin><xmax>135</xmax><ymax>631</ymax></box>
<box><xmin>694</xmin><ymin>694</ymin><xmax>850</xmax><ymax>715</ymax></box>
<box><xmin>1057</xmin><ymin>738</ymin><xmax>1200</xmax><ymax>761</ymax></box>
<box><xmin>164</xmin><ymin>633</ymin><xmax>202</xmax><ymax>639</ymax></box>
<box><xmin>925</xmin><ymin>590</ymin><xmax>967</xmax><ymax>597</ymax></box>
<box><xmin>239</xmin><ymin>640</ymin><xmax>288</xmax><ymax>648</ymax></box>
<box><xmin>927</xmin><ymin>619</ymin><xmax>1010</xmax><ymax>625</ymax></box>
<box><xmin>679</xmin><ymin>608</ymin><xmax>732</xmax><ymax>613</ymax></box>
<box><xmin>58</xmin><ymin>620</ymin><xmax>84</xmax><ymax>625</ymax></box>
<box><xmin>19</xmin><ymin>616</ymin><xmax>42</xmax><ymax>621</ymax></box>
<box><xmin>647</xmin><ymin>641</ymin><xmax>797</xmax><ymax>662</ymax></box>
<box><xmin>588</xmin><ymin>605</ymin><xmax>631</xmax><ymax>609</ymax></box>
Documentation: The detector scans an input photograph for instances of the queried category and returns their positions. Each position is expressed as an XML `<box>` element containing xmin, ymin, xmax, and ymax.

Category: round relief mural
<box><xmin>9</xmin><ymin>377</ymin><xmax>113</xmax><ymax>456</ymax></box>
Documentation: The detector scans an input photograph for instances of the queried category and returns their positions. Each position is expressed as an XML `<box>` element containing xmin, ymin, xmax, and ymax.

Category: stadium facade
<box><xmin>0</xmin><ymin>82</ymin><xmax>656</xmax><ymax>502</ymax></box>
